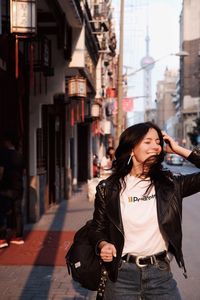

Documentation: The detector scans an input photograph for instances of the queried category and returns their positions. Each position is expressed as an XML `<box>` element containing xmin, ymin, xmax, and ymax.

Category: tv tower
<box><xmin>140</xmin><ymin>27</ymin><xmax>155</xmax><ymax>121</ymax></box>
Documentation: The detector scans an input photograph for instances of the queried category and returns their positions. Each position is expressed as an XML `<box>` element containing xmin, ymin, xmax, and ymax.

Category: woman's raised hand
<box><xmin>162</xmin><ymin>131</ymin><xmax>192</xmax><ymax>158</ymax></box>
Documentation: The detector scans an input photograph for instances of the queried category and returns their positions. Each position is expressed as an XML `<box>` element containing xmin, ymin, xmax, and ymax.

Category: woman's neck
<box><xmin>130</xmin><ymin>166</ymin><xmax>143</xmax><ymax>178</ymax></box>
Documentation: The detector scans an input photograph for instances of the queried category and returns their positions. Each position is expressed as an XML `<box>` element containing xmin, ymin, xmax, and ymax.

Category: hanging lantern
<box><xmin>91</xmin><ymin>103</ymin><xmax>101</xmax><ymax>118</ymax></box>
<box><xmin>101</xmin><ymin>120</ymin><xmax>111</xmax><ymax>134</ymax></box>
<box><xmin>68</xmin><ymin>77</ymin><xmax>87</xmax><ymax>98</ymax></box>
<box><xmin>10</xmin><ymin>0</ymin><xmax>36</xmax><ymax>78</ymax></box>
<box><xmin>10</xmin><ymin>0</ymin><xmax>37</xmax><ymax>34</ymax></box>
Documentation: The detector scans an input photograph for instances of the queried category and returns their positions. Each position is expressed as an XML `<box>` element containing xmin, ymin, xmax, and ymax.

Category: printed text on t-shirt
<box><xmin>128</xmin><ymin>194</ymin><xmax>156</xmax><ymax>202</ymax></box>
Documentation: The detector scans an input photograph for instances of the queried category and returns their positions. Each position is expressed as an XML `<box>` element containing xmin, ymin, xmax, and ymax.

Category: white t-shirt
<box><xmin>120</xmin><ymin>174</ymin><xmax>168</xmax><ymax>256</ymax></box>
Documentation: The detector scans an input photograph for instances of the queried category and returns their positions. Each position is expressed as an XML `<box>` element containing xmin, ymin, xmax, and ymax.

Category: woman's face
<box><xmin>132</xmin><ymin>128</ymin><xmax>162</xmax><ymax>165</ymax></box>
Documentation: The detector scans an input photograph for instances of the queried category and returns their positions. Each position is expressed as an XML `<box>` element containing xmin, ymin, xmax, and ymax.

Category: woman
<box><xmin>89</xmin><ymin>122</ymin><xmax>200</xmax><ymax>300</ymax></box>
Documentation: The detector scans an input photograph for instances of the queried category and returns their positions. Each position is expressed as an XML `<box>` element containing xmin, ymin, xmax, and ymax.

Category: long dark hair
<box><xmin>112</xmin><ymin>122</ymin><xmax>165</xmax><ymax>190</ymax></box>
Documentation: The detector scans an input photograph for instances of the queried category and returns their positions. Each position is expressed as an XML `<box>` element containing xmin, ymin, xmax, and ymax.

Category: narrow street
<box><xmin>0</xmin><ymin>0</ymin><xmax>200</xmax><ymax>299</ymax></box>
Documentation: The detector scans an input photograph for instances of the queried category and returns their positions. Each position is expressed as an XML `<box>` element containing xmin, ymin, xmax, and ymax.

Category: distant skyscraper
<box><xmin>140</xmin><ymin>27</ymin><xmax>155</xmax><ymax>121</ymax></box>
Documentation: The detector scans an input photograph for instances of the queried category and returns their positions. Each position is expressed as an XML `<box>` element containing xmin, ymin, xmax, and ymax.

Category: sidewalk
<box><xmin>0</xmin><ymin>183</ymin><xmax>97</xmax><ymax>300</ymax></box>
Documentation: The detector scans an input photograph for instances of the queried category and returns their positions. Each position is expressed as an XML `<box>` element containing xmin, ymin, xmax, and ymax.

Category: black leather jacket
<box><xmin>89</xmin><ymin>148</ymin><xmax>200</xmax><ymax>282</ymax></box>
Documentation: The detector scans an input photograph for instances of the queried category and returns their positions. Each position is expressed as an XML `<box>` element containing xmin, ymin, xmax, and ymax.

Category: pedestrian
<box><xmin>100</xmin><ymin>146</ymin><xmax>115</xmax><ymax>177</ymax></box>
<box><xmin>89</xmin><ymin>121</ymin><xmax>200</xmax><ymax>300</ymax></box>
<box><xmin>0</xmin><ymin>132</ymin><xmax>24</xmax><ymax>248</ymax></box>
<box><xmin>93</xmin><ymin>154</ymin><xmax>101</xmax><ymax>178</ymax></box>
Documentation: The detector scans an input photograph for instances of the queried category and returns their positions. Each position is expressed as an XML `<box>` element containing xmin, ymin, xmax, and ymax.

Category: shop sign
<box><xmin>42</xmin><ymin>37</ymin><xmax>51</xmax><ymax>68</ymax></box>
<box><xmin>106</xmin><ymin>87</ymin><xmax>116</xmax><ymax>98</ymax></box>
<box><xmin>122</xmin><ymin>97</ymin><xmax>134</xmax><ymax>112</ymax></box>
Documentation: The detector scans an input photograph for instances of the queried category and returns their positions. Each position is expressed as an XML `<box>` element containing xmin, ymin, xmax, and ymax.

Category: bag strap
<box><xmin>96</xmin><ymin>266</ymin><xmax>108</xmax><ymax>299</ymax></box>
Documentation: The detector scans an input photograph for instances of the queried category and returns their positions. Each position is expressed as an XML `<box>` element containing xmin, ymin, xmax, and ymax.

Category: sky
<box><xmin>112</xmin><ymin>0</ymin><xmax>182</xmax><ymax>123</ymax></box>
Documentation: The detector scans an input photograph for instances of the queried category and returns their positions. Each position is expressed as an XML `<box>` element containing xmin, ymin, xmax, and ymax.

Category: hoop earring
<box><xmin>127</xmin><ymin>154</ymin><xmax>133</xmax><ymax>166</ymax></box>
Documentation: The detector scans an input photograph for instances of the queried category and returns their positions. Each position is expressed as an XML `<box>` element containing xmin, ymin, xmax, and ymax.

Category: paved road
<box><xmin>171</xmin><ymin>191</ymin><xmax>200</xmax><ymax>300</ymax></box>
<box><xmin>163</xmin><ymin>162</ymin><xmax>198</xmax><ymax>174</ymax></box>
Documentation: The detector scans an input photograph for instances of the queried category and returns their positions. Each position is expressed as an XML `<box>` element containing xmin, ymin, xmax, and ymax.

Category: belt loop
<box><xmin>126</xmin><ymin>253</ymin><xmax>131</xmax><ymax>262</ymax></box>
<box><xmin>152</xmin><ymin>255</ymin><xmax>158</xmax><ymax>266</ymax></box>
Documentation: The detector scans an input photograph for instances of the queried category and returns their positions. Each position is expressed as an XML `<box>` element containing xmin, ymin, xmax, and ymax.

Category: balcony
<box><xmin>58</xmin><ymin>0</ymin><xmax>83</xmax><ymax>28</ymax></box>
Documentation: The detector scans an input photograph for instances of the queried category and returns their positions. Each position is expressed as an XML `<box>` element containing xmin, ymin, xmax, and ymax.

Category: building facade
<box><xmin>179</xmin><ymin>0</ymin><xmax>200</xmax><ymax>147</ymax></box>
<box><xmin>0</xmin><ymin>0</ymin><xmax>117</xmax><ymax>223</ymax></box>
<box><xmin>156</xmin><ymin>68</ymin><xmax>178</xmax><ymax>139</ymax></box>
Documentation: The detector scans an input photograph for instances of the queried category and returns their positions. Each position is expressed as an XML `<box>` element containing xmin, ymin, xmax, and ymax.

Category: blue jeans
<box><xmin>103</xmin><ymin>259</ymin><xmax>182</xmax><ymax>300</ymax></box>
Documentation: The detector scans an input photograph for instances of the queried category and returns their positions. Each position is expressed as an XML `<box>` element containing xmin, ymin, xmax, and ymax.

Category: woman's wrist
<box><xmin>175</xmin><ymin>145</ymin><xmax>192</xmax><ymax>158</ymax></box>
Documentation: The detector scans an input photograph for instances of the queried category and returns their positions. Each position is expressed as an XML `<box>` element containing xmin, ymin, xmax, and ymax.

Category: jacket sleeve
<box><xmin>187</xmin><ymin>147</ymin><xmax>200</xmax><ymax>168</ymax></box>
<box><xmin>88</xmin><ymin>182</ymin><xmax>109</xmax><ymax>251</ymax></box>
<box><xmin>177</xmin><ymin>147</ymin><xmax>200</xmax><ymax>197</ymax></box>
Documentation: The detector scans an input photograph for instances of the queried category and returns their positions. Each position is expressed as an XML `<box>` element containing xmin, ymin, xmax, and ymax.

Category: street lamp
<box><xmin>116</xmin><ymin>43</ymin><xmax>189</xmax><ymax>143</ymax></box>
<box><xmin>127</xmin><ymin>51</ymin><xmax>189</xmax><ymax>137</ymax></box>
<box><xmin>153</xmin><ymin>50</ymin><xmax>189</xmax><ymax>144</ymax></box>
<box><xmin>127</xmin><ymin>51</ymin><xmax>189</xmax><ymax>77</ymax></box>
<box><xmin>174</xmin><ymin>50</ymin><xmax>189</xmax><ymax>57</ymax></box>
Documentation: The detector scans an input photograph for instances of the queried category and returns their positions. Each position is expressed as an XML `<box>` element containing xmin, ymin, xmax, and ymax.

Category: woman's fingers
<box><xmin>100</xmin><ymin>243</ymin><xmax>117</xmax><ymax>262</ymax></box>
<box><xmin>162</xmin><ymin>131</ymin><xmax>178</xmax><ymax>153</ymax></box>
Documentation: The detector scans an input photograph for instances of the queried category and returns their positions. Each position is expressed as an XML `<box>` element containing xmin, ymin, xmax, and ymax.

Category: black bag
<box><xmin>65</xmin><ymin>220</ymin><xmax>103</xmax><ymax>291</ymax></box>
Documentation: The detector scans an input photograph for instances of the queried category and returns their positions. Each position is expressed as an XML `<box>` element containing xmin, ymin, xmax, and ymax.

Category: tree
<box><xmin>187</xmin><ymin>117</ymin><xmax>200</xmax><ymax>146</ymax></box>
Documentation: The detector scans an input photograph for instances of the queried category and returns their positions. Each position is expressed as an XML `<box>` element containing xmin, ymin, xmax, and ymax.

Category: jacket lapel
<box><xmin>106</xmin><ymin>183</ymin><xmax>124</xmax><ymax>234</ymax></box>
<box><xmin>155</xmin><ymin>178</ymin><xmax>174</xmax><ymax>220</ymax></box>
